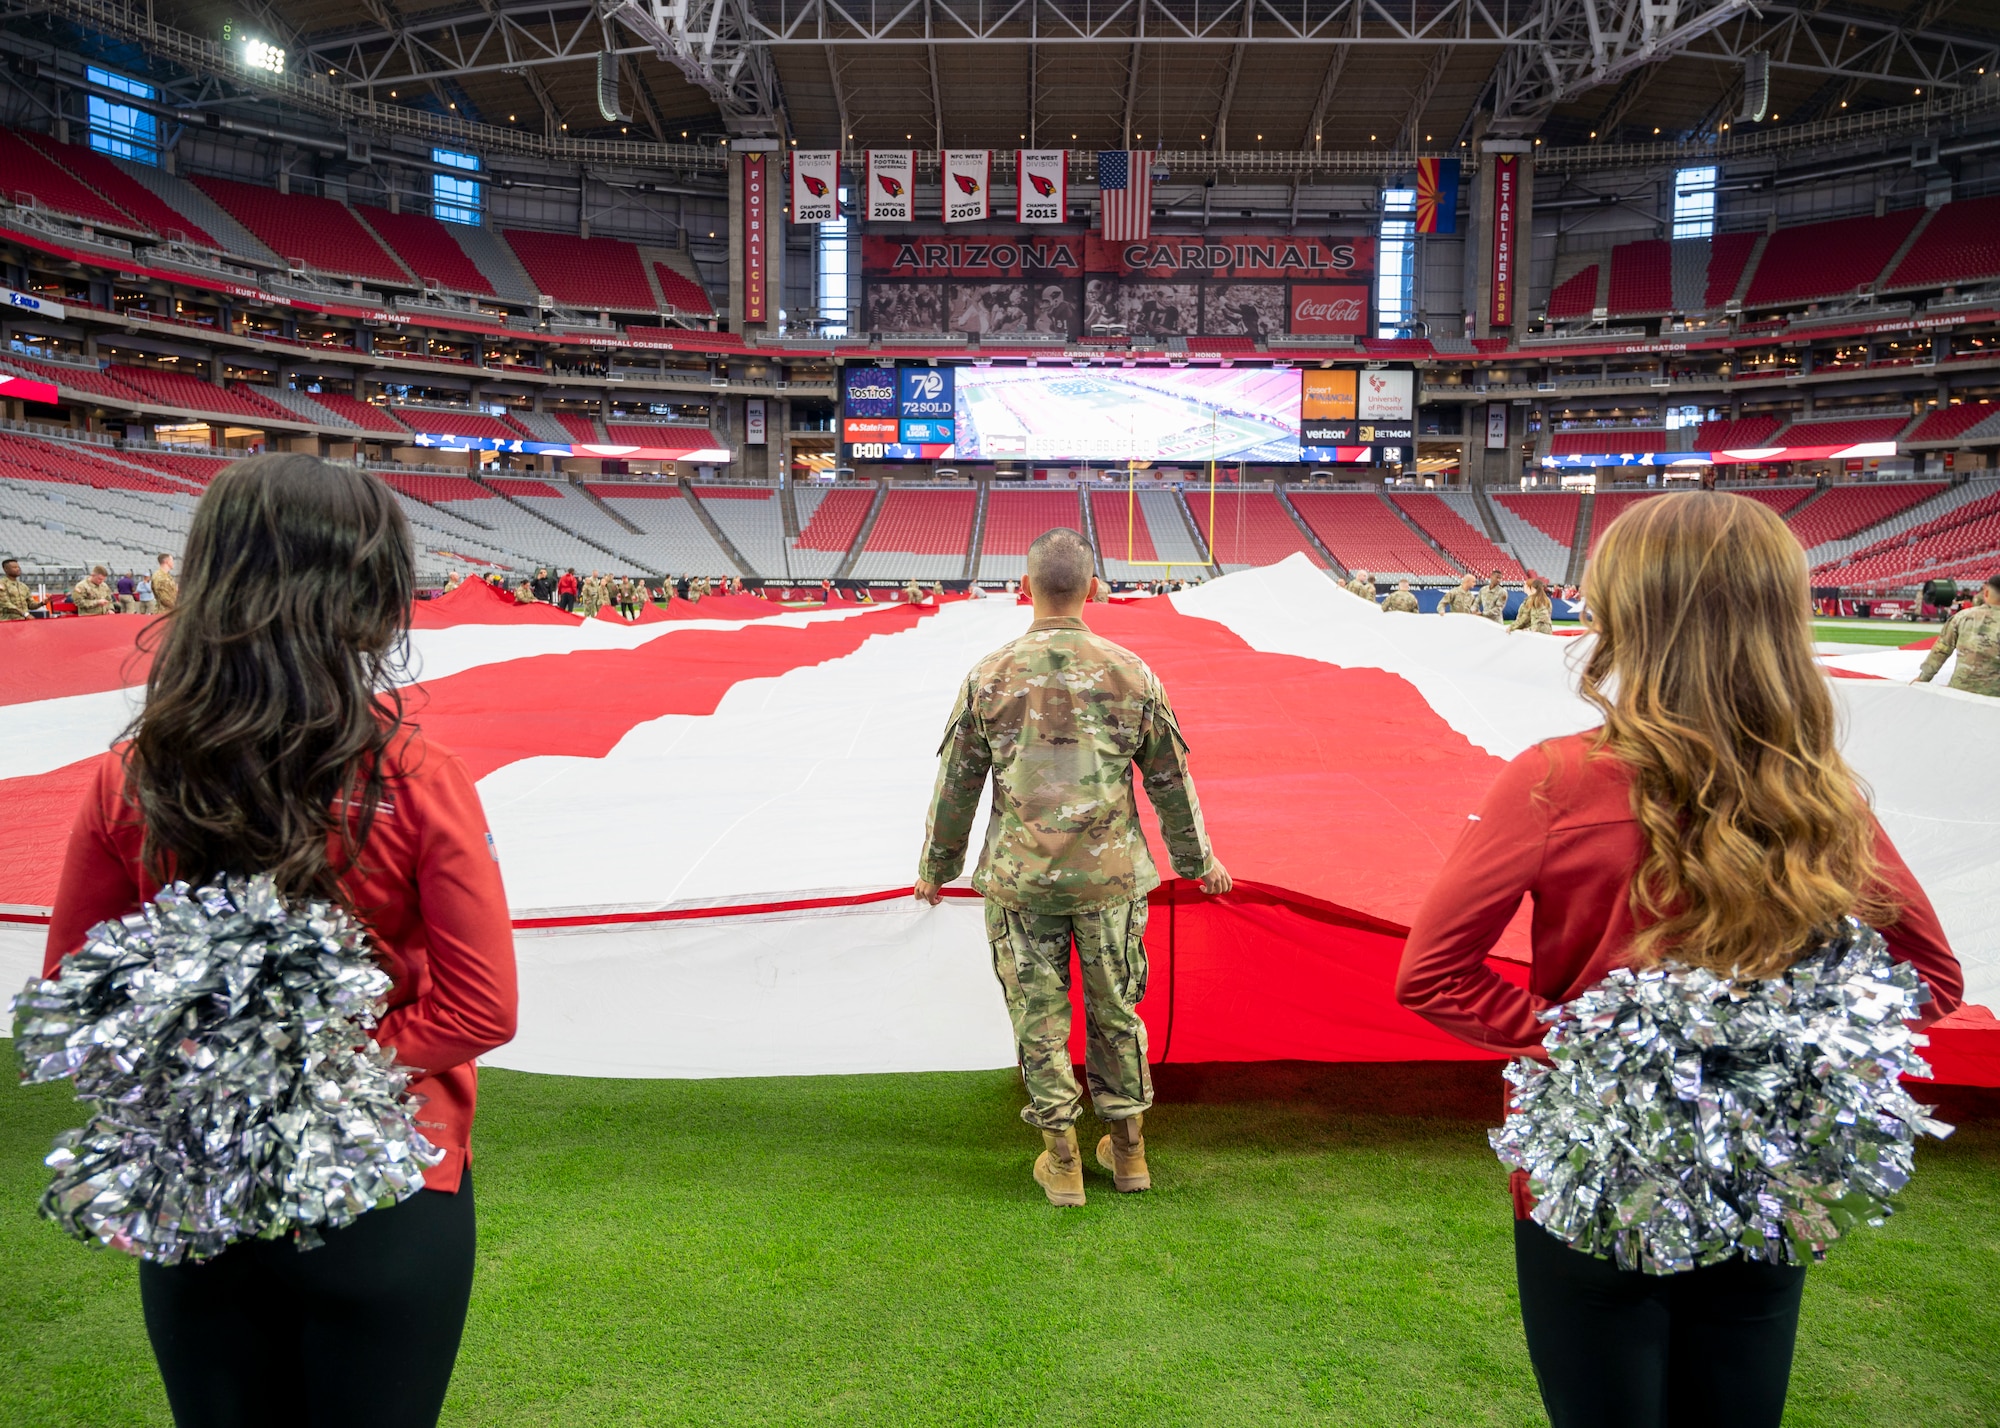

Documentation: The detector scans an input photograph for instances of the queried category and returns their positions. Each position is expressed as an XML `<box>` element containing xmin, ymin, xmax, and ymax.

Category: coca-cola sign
<box><xmin>1289</xmin><ymin>283</ymin><xmax>1370</xmax><ymax>336</ymax></box>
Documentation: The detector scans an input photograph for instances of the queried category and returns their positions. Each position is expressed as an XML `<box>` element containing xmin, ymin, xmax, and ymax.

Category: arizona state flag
<box><xmin>1416</xmin><ymin>156</ymin><xmax>1459</xmax><ymax>234</ymax></box>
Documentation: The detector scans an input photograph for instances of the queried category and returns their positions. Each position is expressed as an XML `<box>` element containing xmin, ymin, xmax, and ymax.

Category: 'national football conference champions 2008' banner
<box><xmin>860</xmin><ymin>233</ymin><xmax>1375</xmax><ymax>339</ymax></box>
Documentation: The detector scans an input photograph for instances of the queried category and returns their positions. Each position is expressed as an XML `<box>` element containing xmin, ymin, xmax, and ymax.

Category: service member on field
<box><xmin>1510</xmin><ymin>576</ymin><xmax>1555</xmax><ymax>633</ymax></box>
<box><xmin>1437</xmin><ymin>573</ymin><xmax>1481</xmax><ymax>615</ymax></box>
<box><xmin>1</xmin><ymin>557</ymin><xmax>43</xmax><ymax>620</ymax></box>
<box><xmin>151</xmin><ymin>554</ymin><xmax>178</xmax><ymax>613</ymax></box>
<box><xmin>1480</xmin><ymin>570</ymin><xmax>1509</xmax><ymax>622</ymax></box>
<box><xmin>1915</xmin><ymin>573</ymin><xmax>2000</xmax><ymax>698</ymax></box>
<box><xmin>71</xmin><ymin>566</ymin><xmax>114</xmax><ymax>616</ymax></box>
<box><xmin>1382</xmin><ymin>579</ymin><xmax>1421</xmax><ymax>613</ymax></box>
<box><xmin>1344</xmin><ymin>569</ymin><xmax>1375</xmax><ymax>600</ymax></box>
<box><xmin>916</xmin><ymin>527</ymin><xmax>1230</xmax><ymax>1207</ymax></box>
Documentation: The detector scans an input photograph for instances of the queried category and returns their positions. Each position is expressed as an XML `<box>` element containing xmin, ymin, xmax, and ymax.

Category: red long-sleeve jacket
<box><xmin>1396</xmin><ymin>731</ymin><xmax>1964</xmax><ymax>1058</ymax></box>
<box><xmin>45</xmin><ymin>736</ymin><xmax>519</xmax><ymax>1193</ymax></box>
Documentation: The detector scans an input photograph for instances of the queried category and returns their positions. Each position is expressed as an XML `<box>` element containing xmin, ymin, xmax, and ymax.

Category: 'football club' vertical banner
<box><xmin>1490</xmin><ymin>155</ymin><xmax>1518</xmax><ymax>328</ymax></box>
<box><xmin>867</xmin><ymin>150</ymin><xmax>914</xmax><ymax>222</ymax></box>
<box><xmin>1016</xmin><ymin>150</ymin><xmax>1066</xmax><ymax>224</ymax></box>
<box><xmin>942</xmin><ymin>150</ymin><xmax>989</xmax><ymax>223</ymax></box>
<box><xmin>1416</xmin><ymin>156</ymin><xmax>1458</xmax><ymax>235</ymax></box>
<box><xmin>742</xmin><ymin>153</ymin><xmax>767</xmax><ymax>324</ymax></box>
<box><xmin>791</xmin><ymin>150</ymin><xmax>840</xmax><ymax>223</ymax></box>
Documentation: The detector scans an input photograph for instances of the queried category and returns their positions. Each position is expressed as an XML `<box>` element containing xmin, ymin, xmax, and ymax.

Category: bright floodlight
<box><xmin>243</xmin><ymin>38</ymin><xmax>286</xmax><ymax>74</ymax></box>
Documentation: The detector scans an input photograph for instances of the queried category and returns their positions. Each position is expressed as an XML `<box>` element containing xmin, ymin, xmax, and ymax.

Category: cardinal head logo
<box><xmin>877</xmin><ymin>174</ymin><xmax>904</xmax><ymax>197</ymax></box>
<box><xmin>1028</xmin><ymin>172</ymin><xmax>1056</xmax><ymax>197</ymax></box>
<box><xmin>952</xmin><ymin>172</ymin><xmax>980</xmax><ymax>195</ymax></box>
<box><xmin>801</xmin><ymin>174</ymin><xmax>829</xmax><ymax>197</ymax></box>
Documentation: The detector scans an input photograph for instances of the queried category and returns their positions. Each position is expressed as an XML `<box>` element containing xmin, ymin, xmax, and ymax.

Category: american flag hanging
<box><xmin>1097</xmin><ymin>150</ymin><xmax>1153</xmax><ymax>242</ymax></box>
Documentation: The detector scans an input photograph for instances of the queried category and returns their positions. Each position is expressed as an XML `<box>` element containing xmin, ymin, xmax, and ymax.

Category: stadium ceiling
<box><xmin>27</xmin><ymin>0</ymin><xmax>2000</xmax><ymax>156</ymax></box>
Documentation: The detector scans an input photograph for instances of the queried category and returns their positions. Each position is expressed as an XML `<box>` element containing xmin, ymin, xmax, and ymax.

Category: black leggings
<box><xmin>1514</xmin><ymin>1220</ymin><xmax>1807</xmax><ymax>1428</ymax></box>
<box><xmin>138</xmin><ymin>1168</ymin><xmax>476</xmax><ymax>1428</ymax></box>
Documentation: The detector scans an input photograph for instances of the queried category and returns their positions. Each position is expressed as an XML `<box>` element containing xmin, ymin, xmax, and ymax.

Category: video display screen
<box><xmin>951</xmin><ymin>367</ymin><xmax>1306</xmax><ymax>462</ymax></box>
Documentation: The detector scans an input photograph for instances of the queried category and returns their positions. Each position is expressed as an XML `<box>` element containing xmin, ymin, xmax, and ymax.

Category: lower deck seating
<box><xmin>850</xmin><ymin>489</ymin><xmax>977</xmax><ymax>580</ymax></box>
<box><xmin>1393</xmin><ymin>493</ymin><xmax>1525</xmax><ymax>580</ymax></box>
<box><xmin>1185</xmin><ymin>490</ymin><xmax>1326</xmax><ymax>572</ymax></box>
<box><xmin>1288</xmin><ymin>492</ymin><xmax>1451</xmax><ymax>578</ymax></box>
<box><xmin>978</xmin><ymin>489</ymin><xmax>1082</xmax><ymax>580</ymax></box>
<box><xmin>588</xmin><ymin>485</ymin><xmax>737</xmax><ymax>573</ymax></box>
<box><xmin>688</xmin><ymin>487</ymin><xmax>785</xmax><ymax>576</ymax></box>
<box><xmin>1489</xmin><ymin>492</ymin><xmax>1579</xmax><ymax>582</ymax></box>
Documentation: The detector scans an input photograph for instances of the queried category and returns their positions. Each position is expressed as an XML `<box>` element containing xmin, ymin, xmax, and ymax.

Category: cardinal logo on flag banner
<box><xmin>867</xmin><ymin>150</ymin><xmax>914</xmax><ymax>222</ymax></box>
<box><xmin>1016</xmin><ymin>150</ymin><xmax>1066</xmax><ymax>224</ymax></box>
<box><xmin>942</xmin><ymin>150</ymin><xmax>990</xmax><ymax>223</ymax></box>
<box><xmin>791</xmin><ymin>150</ymin><xmax>840</xmax><ymax>224</ymax></box>
<box><xmin>1416</xmin><ymin>156</ymin><xmax>1459</xmax><ymax>235</ymax></box>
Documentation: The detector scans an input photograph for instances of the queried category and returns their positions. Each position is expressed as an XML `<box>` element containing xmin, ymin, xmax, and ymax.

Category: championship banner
<box><xmin>791</xmin><ymin>150</ymin><xmax>840</xmax><ymax>224</ymax></box>
<box><xmin>941</xmin><ymin>150</ymin><xmax>990</xmax><ymax>224</ymax></box>
<box><xmin>1016</xmin><ymin>150</ymin><xmax>1066</xmax><ymax>224</ymax></box>
<box><xmin>867</xmin><ymin>150</ymin><xmax>914</xmax><ymax>222</ymax></box>
<box><xmin>742</xmin><ymin>154</ymin><xmax>767</xmax><ymax>324</ymax></box>
<box><xmin>1490</xmin><ymin>154</ymin><xmax>1518</xmax><ymax>327</ymax></box>
<box><xmin>1416</xmin><ymin>157</ymin><xmax>1459</xmax><ymax>235</ymax></box>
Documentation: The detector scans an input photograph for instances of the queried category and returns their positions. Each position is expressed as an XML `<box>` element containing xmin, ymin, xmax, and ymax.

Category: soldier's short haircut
<box><xmin>91</xmin><ymin>564</ymin><xmax>108</xmax><ymax>576</ymax></box>
<box><xmin>1026</xmin><ymin>527</ymin><xmax>1096</xmax><ymax>602</ymax></box>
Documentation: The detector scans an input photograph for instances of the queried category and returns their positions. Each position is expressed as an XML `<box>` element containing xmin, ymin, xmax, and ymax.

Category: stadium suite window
<box><xmin>1377</xmin><ymin>189</ymin><xmax>1416</xmax><ymax>340</ymax></box>
<box><xmin>433</xmin><ymin>148</ymin><xmax>482</xmax><ymax>226</ymax></box>
<box><xmin>817</xmin><ymin>190</ymin><xmax>850</xmax><ymax>337</ymax></box>
<box><xmin>1674</xmin><ymin>166</ymin><xmax>1717</xmax><ymax>240</ymax></box>
<box><xmin>87</xmin><ymin>66</ymin><xmax>158</xmax><ymax>166</ymax></box>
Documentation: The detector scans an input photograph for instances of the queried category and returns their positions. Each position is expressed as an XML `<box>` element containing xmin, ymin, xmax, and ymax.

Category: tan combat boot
<box><xmin>1033</xmin><ymin>1127</ymin><xmax>1086</xmax><ymax>1207</ymax></box>
<box><xmin>1095</xmin><ymin>1114</ymin><xmax>1151</xmax><ymax>1192</ymax></box>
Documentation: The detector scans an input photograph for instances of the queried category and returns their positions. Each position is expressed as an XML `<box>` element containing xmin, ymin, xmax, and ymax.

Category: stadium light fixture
<box><xmin>241</xmin><ymin>36</ymin><xmax>286</xmax><ymax>73</ymax></box>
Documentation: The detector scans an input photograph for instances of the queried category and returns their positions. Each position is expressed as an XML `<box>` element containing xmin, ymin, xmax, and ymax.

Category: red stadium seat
<box><xmin>502</xmin><ymin>230</ymin><xmax>658</xmax><ymax>312</ymax></box>
<box><xmin>1606</xmin><ymin>240</ymin><xmax>1673</xmax><ymax>316</ymax></box>
<box><xmin>1884</xmin><ymin>196</ymin><xmax>2000</xmax><ymax>292</ymax></box>
<box><xmin>0</xmin><ymin>127</ymin><xmax>142</xmax><ymax>231</ymax></box>
<box><xmin>357</xmin><ymin>207</ymin><xmax>495</xmax><ymax>296</ymax></box>
<box><xmin>1743</xmin><ymin>209</ymin><xmax>1923</xmax><ymax>308</ymax></box>
<box><xmin>1545</xmin><ymin>266</ymin><xmax>1599</xmax><ymax>320</ymax></box>
<box><xmin>18</xmin><ymin>131</ymin><xmax>218</xmax><ymax>246</ymax></box>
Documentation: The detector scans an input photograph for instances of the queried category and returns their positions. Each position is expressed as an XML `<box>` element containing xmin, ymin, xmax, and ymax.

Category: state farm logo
<box><xmin>1288</xmin><ymin>283</ymin><xmax>1370</xmax><ymax>335</ymax></box>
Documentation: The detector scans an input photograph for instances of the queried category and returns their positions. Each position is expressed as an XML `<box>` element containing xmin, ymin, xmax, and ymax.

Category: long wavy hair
<box><xmin>125</xmin><ymin>453</ymin><xmax>415</xmax><ymax>904</ymax></box>
<box><xmin>1579</xmin><ymin>491</ymin><xmax>1890</xmax><ymax>978</ymax></box>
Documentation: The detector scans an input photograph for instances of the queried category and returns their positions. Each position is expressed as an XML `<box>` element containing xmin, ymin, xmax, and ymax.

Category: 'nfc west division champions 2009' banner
<box><xmin>842</xmin><ymin>365</ymin><xmax>956</xmax><ymax>459</ymax></box>
<box><xmin>861</xmin><ymin>234</ymin><xmax>1375</xmax><ymax>340</ymax></box>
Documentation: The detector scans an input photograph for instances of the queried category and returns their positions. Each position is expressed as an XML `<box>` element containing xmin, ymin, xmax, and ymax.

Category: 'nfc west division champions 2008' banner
<box><xmin>861</xmin><ymin>234</ymin><xmax>1375</xmax><ymax>340</ymax></box>
<box><xmin>842</xmin><ymin>365</ymin><xmax>957</xmax><ymax>459</ymax></box>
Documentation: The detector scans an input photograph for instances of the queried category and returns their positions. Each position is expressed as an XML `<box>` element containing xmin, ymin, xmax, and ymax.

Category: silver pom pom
<box><xmin>11</xmin><ymin>875</ymin><xmax>444</xmax><ymax>1264</ymax></box>
<box><xmin>1491</xmin><ymin>918</ymin><xmax>1954</xmax><ymax>1275</ymax></box>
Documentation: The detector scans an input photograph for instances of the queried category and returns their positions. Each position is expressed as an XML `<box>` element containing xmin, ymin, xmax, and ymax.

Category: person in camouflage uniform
<box><xmin>1</xmin><ymin>557</ymin><xmax>42</xmax><ymax>620</ymax></box>
<box><xmin>1510</xmin><ymin>576</ymin><xmax>1555</xmax><ymax>633</ymax></box>
<box><xmin>1382</xmin><ymin>578</ymin><xmax>1421</xmax><ymax>613</ymax></box>
<box><xmin>1480</xmin><ymin>570</ymin><xmax>1509</xmax><ymax>622</ymax></box>
<box><xmin>916</xmin><ymin>527</ymin><xmax>1230</xmax><ymax>1207</ymax></box>
<box><xmin>1915</xmin><ymin>574</ymin><xmax>2000</xmax><ymax>697</ymax></box>
<box><xmin>1437</xmin><ymin>573</ymin><xmax>1481</xmax><ymax>615</ymax></box>
<box><xmin>904</xmin><ymin>579</ymin><xmax>926</xmax><ymax>604</ymax></box>
<box><xmin>1344</xmin><ymin>569</ymin><xmax>1375</xmax><ymax>600</ymax></box>
<box><xmin>71</xmin><ymin>566</ymin><xmax>114</xmax><ymax>616</ymax></box>
<box><xmin>151</xmin><ymin>555</ymin><xmax>178</xmax><ymax>613</ymax></box>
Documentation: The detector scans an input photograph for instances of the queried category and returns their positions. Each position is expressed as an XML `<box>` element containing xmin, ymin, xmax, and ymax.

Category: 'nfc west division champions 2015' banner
<box><xmin>842</xmin><ymin>365</ymin><xmax>956</xmax><ymax>459</ymax></box>
<box><xmin>861</xmin><ymin>234</ymin><xmax>1375</xmax><ymax>339</ymax></box>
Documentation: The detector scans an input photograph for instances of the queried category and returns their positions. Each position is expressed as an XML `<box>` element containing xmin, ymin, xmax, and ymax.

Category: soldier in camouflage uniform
<box><xmin>916</xmin><ymin>527</ymin><xmax>1229</xmax><ymax>1207</ymax></box>
<box><xmin>70</xmin><ymin>566</ymin><xmax>114</xmax><ymax>616</ymax></box>
<box><xmin>1344</xmin><ymin>569</ymin><xmax>1375</xmax><ymax>600</ymax></box>
<box><xmin>1382</xmin><ymin>578</ymin><xmax>1421</xmax><ymax>613</ymax></box>
<box><xmin>1479</xmin><ymin>570</ymin><xmax>1509</xmax><ymax>622</ymax></box>
<box><xmin>151</xmin><ymin>555</ymin><xmax>178</xmax><ymax>613</ymax></box>
<box><xmin>1915</xmin><ymin>574</ymin><xmax>2000</xmax><ymax>698</ymax></box>
<box><xmin>1437</xmin><ymin>573</ymin><xmax>1481</xmax><ymax>615</ymax></box>
<box><xmin>1510</xmin><ymin>576</ymin><xmax>1555</xmax><ymax>634</ymax></box>
<box><xmin>904</xmin><ymin>579</ymin><xmax>926</xmax><ymax>604</ymax></box>
<box><xmin>1</xmin><ymin>557</ymin><xmax>42</xmax><ymax>620</ymax></box>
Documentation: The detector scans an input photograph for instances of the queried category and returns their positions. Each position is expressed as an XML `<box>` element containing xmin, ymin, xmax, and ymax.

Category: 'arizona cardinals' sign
<box><xmin>1016</xmin><ymin>150</ymin><xmax>1066</xmax><ymax>224</ymax></box>
<box><xmin>941</xmin><ymin>150</ymin><xmax>989</xmax><ymax>224</ymax></box>
<box><xmin>867</xmin><ymin>150</ymin><xmax>914</xmax><ymax>222</ymax></box>
<box><xmin>791</xmin><ymin>149</ymin><xmax>840</xmax><ymax>224</ymax></box>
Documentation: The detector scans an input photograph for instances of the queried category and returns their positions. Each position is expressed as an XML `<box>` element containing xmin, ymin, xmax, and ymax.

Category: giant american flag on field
<box><xmin>1097</xmin><ymin>150</ymin><xmax>1153</xmax><ymax>242</ymax></box>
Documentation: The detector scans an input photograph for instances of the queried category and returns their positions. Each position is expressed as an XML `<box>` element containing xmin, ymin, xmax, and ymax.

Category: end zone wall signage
<box><xmin>742</xmin><ymin>154</ymin><xmax>767</xmax><ymax>324</ymax></box>
<box><xmin>867</xmin><ymin>150</ymin><xmax>914</xmax><ymax>222</ymax></box>
<box><xmin>942</xmin><ymin>151</ymin><xmax>990</xmax><ymax>223</ymax></box>
<box><xmin>1490</xmin><ymin>155</ymin><xmax>1518</xmax><ymax>328</ymax></box>
<box><xmin>861</xmin><ymin>233</ymin><xmax>1375</xmax><ymax>338</ymax></box>
<box><xmin>791</xmin><ymin>150</ymin><xmax>840</xmax><ymax>224</ymax></box>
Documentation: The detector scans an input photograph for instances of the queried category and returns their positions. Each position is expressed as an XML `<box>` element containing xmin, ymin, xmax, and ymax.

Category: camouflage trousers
<box><xmin>985</xmin><ymin>897</ymin><xmax>1152</xmax><ymax>1131</ymax></box>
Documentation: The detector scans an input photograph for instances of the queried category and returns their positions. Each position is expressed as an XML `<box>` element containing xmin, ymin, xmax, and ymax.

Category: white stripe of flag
<box><xmin>1097</xmin><ymin>150</ymin><xmax>1153</xmax><ymax>242</ymax></box>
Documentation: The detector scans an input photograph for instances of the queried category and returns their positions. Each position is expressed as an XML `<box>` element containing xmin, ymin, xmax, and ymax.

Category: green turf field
<box><xmin>4</xmin><ymin>1068</ymin><xmax>1995</xmax><ymax>1427</ymax></box>
<box><xmin>1812</xmin><ymin>621</ymin><xmax>1939</xmax><ymax>648</ymax></box>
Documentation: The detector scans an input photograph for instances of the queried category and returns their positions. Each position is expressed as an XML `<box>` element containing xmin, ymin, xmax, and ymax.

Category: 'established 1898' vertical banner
<box><xmin>1490</xmin><ymin>154</ymin><xmax>1517</xmax><ymax>328</ymax></box>
<box><xmin>743</xmin><ymin>153</ymin><xmax>766</xmax><ymax>324</ymax></box>
<box><xmin>791</xmin><ymin>150</ymin><xmax>840</xmax><ymax>223</ymax></box>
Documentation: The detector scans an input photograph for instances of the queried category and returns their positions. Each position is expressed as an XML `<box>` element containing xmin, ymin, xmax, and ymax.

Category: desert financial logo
<box><xmin>844</xmin><ymin>366</ymin><xmax>898</xmax><ymax>418</ymax></box>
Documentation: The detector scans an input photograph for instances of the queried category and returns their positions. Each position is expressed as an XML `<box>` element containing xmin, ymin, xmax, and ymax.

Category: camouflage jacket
<box><xmin>1437</xmin><ymin>587</ymin><xmax>1481</xmax><ymax>615</ymax></box>
<box><xmin>70</xmin><ymin>578</ymin><xmax>112</xmax><ymax>615</ymax></box>
<box><xmin>0</xmin><ymin>575</ymin><xmax>32</xmax><ymax>620</ymax></box>
<box><xmin>151</xmin><ymin>570</ymin><xmax>177</xmax><ymax>611</ymax></box>
<box><xmin>919</xmin><ymin>615</ymin><xmax>1215</xmax><ymax>913</ymax></box>
<box><xmin>1480</xmin><ymin>583</ymin><xmax>1508</xmax><ymax>619</ymax></box>
<box><xmin>1510</xmin><ymin>600</ymin><xmax>1553</xmax><ymax>634</ymax></box>
<box><xmin>1381</xmin><ymin>590</ymin><xmax>1421</xmax><ymax>613</ymax></box>
<box><xmin>1344</xmin><ymin>576</ymin><xmax>1375</xmax><ymax>599</ymax></box>
<box><xmin>1918</xmin><ymin>604</ymin><xmax>2000</xmax><ymax>697</ymax></box>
